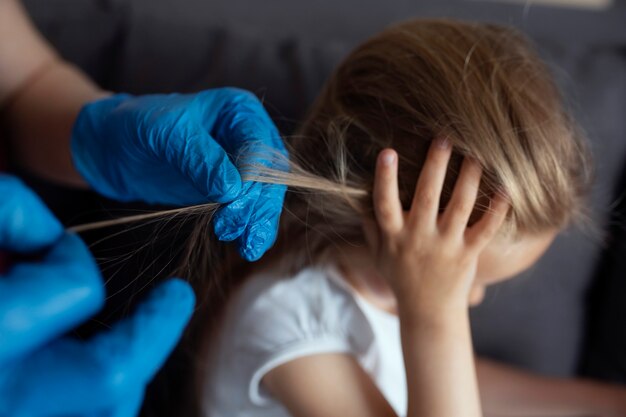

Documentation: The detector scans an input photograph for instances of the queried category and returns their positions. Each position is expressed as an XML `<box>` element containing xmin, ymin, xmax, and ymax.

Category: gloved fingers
<box><xmin>85</xmin><ymin>278</ymin><xmax>194</xmax><ymax>393</ymax></box>
<box><xmin>0</xmin><ymin>339</ymin><xmax>145</xmax><ymax>417</ymax></box>
<box><xmin>166</xmin><ymin>127</ymin><xmax>243</xmax><ymax>204</ymax></box>
<box><xmin>0</xmin><ymin>175</ymin><xmax>63</xmax><ymax>252</ymax></box>
<box><xmin>1</xmin><ymin>280</ymin><xmax>193</xmax><ymax>415</ymax></box>
<box><xmin>213</xmin><ymin>181</ymin><xmax>262</xmax><ymax>242</ymax></box>
<box><xmin>237</xmin><ymin>183</ymin><xmax>287</xmax><ymax>261</ymax></box>
<box><xmin>0</xmin><ymin>233</ymin><xmax>104</xmax><ymax>363</ymax></box>
<box><xmin>0</xmin><ymin>338</ymin><xmax>104</xmax><ymax>416</ymax></box>
<box><xmin>202</xmin><ymin>89</ymin><xmax>288</xmax><ymax>260</ymax></box>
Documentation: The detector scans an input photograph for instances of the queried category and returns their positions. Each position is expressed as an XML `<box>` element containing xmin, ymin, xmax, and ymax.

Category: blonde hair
<box><xmin>234</xmin><ymin>18</ymin><xmax>591</xmax><ymax>274</ymax></box>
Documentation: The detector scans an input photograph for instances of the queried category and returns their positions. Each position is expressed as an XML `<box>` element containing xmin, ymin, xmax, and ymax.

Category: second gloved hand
<box><xmin>0</xmin><ymin>175</ymin><xmax>195</xmax><ymax>417</ymax></box>
<box><xmin>71</xmin><ymin>88</ymin><xmax>287</xmax><ymax>261</ymax></box>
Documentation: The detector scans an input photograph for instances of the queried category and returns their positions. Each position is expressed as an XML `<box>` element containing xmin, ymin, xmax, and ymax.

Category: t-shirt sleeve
<box><xmin>226</xmin><ymin>268</ymin><xmax>374</xmax><ymax>405</ymax></box>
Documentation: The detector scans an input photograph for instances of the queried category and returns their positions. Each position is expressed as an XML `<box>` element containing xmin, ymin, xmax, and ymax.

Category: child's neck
<box><xmin>335</xmin><ymin>246</ymin><xmax>399</xmax><ymax>315</ymax></box>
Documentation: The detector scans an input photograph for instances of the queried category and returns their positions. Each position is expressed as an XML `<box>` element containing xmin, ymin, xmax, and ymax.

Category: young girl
<box><xmin>187</xmin><ymin>19</ymin><xmax>626</xmax><ymax>417</ymax></box>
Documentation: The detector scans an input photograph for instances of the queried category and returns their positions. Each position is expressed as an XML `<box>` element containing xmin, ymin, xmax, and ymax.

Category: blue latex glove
<box><xmin>0</xmin><ymin>175</ymin><xmax>195</xmax><ymax>417</ymax></box>
<box><xmin>71</xmin><ymin>88</ymin><xmax>288</xmax><ymax>261</ymax></box>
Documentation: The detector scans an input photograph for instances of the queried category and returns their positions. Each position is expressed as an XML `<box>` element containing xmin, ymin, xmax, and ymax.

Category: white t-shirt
<box><xmin>203</xmin><ymin>264</ymin><xmax>407</xmax><ymax>417</ymax></box>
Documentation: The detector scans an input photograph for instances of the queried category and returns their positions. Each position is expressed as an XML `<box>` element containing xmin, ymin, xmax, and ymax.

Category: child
<box><xmin>192</xmin><ymin>19</ymin><xmax>626</xmax><ymax>417</ymax></box>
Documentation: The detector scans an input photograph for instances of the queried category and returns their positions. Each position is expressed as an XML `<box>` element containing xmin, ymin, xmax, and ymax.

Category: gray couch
<box><xmin>23</xmin><ymin>0</ymin><xmax>626</xmax><ymax>381</ymax></box>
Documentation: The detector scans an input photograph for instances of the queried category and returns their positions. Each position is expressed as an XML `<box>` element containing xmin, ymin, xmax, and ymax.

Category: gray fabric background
<box><xmin>22</xmin><ymin>0</ymin><xmax>626</xmax><ymax>378</ymax></box>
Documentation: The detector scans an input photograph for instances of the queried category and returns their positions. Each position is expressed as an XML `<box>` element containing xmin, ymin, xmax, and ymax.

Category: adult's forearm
<box><xmin>0</xmin><ymin>0</ymin><xmax>55</xmax><ymax>104</ymax></box>
<box><xmin>5</xmin><ymin>62</ymin><xmax>108</xmax><ymax>186</ymax></box>
<box><xmin>0</xmin><ymin>0</ymin><xmax>107</xmax><ymax>186</ymax></box>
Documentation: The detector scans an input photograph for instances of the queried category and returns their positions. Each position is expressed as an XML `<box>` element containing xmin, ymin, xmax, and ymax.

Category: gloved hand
<box><xmin>71</xmin><ymin>87</ymin><xmax>288</xmax><ymax>261</ymax></box>
<box><xmin>0</xmin><ymin>175</ymin><xmax>195</xmax><ymax>417</ymax></box>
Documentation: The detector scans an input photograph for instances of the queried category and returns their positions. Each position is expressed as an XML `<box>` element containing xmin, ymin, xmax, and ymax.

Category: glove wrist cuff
<box><xmin>70</xmin><ymin>93</ymin><xmax>133</xmax><ymax>200</ymax></box>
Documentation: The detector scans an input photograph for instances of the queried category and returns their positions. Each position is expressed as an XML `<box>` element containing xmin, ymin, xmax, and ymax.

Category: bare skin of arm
<box><xmin>265</xmin><ymin>353</ymin><xmax>397</xmax><ymax>417</ymax></box>
<box><xmin>0</xmin><ymin>0</ymin><xmax>107</xmax><ymax>186</ymax></box>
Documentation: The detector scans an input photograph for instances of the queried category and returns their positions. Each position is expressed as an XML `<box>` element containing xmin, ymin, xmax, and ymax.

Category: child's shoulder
<box><xmin>213</xmin><ymin>264</ymin><xmax>379</xmax><ymax>363</ymax></box>
<box><xmin>238</xmin><ymin>264</ymin><xmax>353</xmax><ymax>305</ymax></box>
<box><xmin>205</xmin><ymin>264</ymin><xmax>376</xmax><ymax>411</ymax></box>
<box><xmin>224</xmin><ymin>264</ymin><xmax>372</xmax><ymax>342</ymax></box>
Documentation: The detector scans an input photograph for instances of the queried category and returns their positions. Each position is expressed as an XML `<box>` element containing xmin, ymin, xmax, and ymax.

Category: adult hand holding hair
<box><xmin>0</xmin><ymin>175</ymin><xmax>195</xmax><ymax>417</ymax></box>
<box><xmin>368</xmin><ymin>140</ymin><xmax>509</xmax><ymax>417</ymax></box>
<box><xmin>71</xmin><ymin>89</ymin><xmax>287</xmax><ymax>261</ymax></box>
<box><xmin>1</xmin><ymin>0</ymin><xmax>286</xmax><ymax>262</ymax></box>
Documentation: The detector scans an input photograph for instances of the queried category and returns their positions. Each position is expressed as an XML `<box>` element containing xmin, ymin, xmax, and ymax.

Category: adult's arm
<box><xmin>0</xmin><ymin>0</ymin><xmax>107</xmax><ymax>186</ymax></box>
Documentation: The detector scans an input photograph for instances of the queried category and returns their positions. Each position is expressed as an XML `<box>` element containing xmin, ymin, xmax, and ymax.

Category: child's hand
<box><xmin>368</xmin><ymin>138</ymin><xmax>509</xmax><ymax>316</ymax></box>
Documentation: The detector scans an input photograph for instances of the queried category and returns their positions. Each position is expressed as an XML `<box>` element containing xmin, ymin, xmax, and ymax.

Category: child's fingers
<box><xmin>409</xmin><ymin>137</ymin><xmax>452</xmax><ymax>229</ymax></box>
<box><xmin>373</xmin><ymin>149</ymin><xmax>404</xmax><ymax>235</ymax></box>
<box><xmin>439</xmin><ymin>157</ymin><xmax>482</xmax><ymax>236</ymax></box>
<box><xmin>465</xmin><ymin>192</ymin><xmax>510</xmax><ymax>250</ymax></box>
